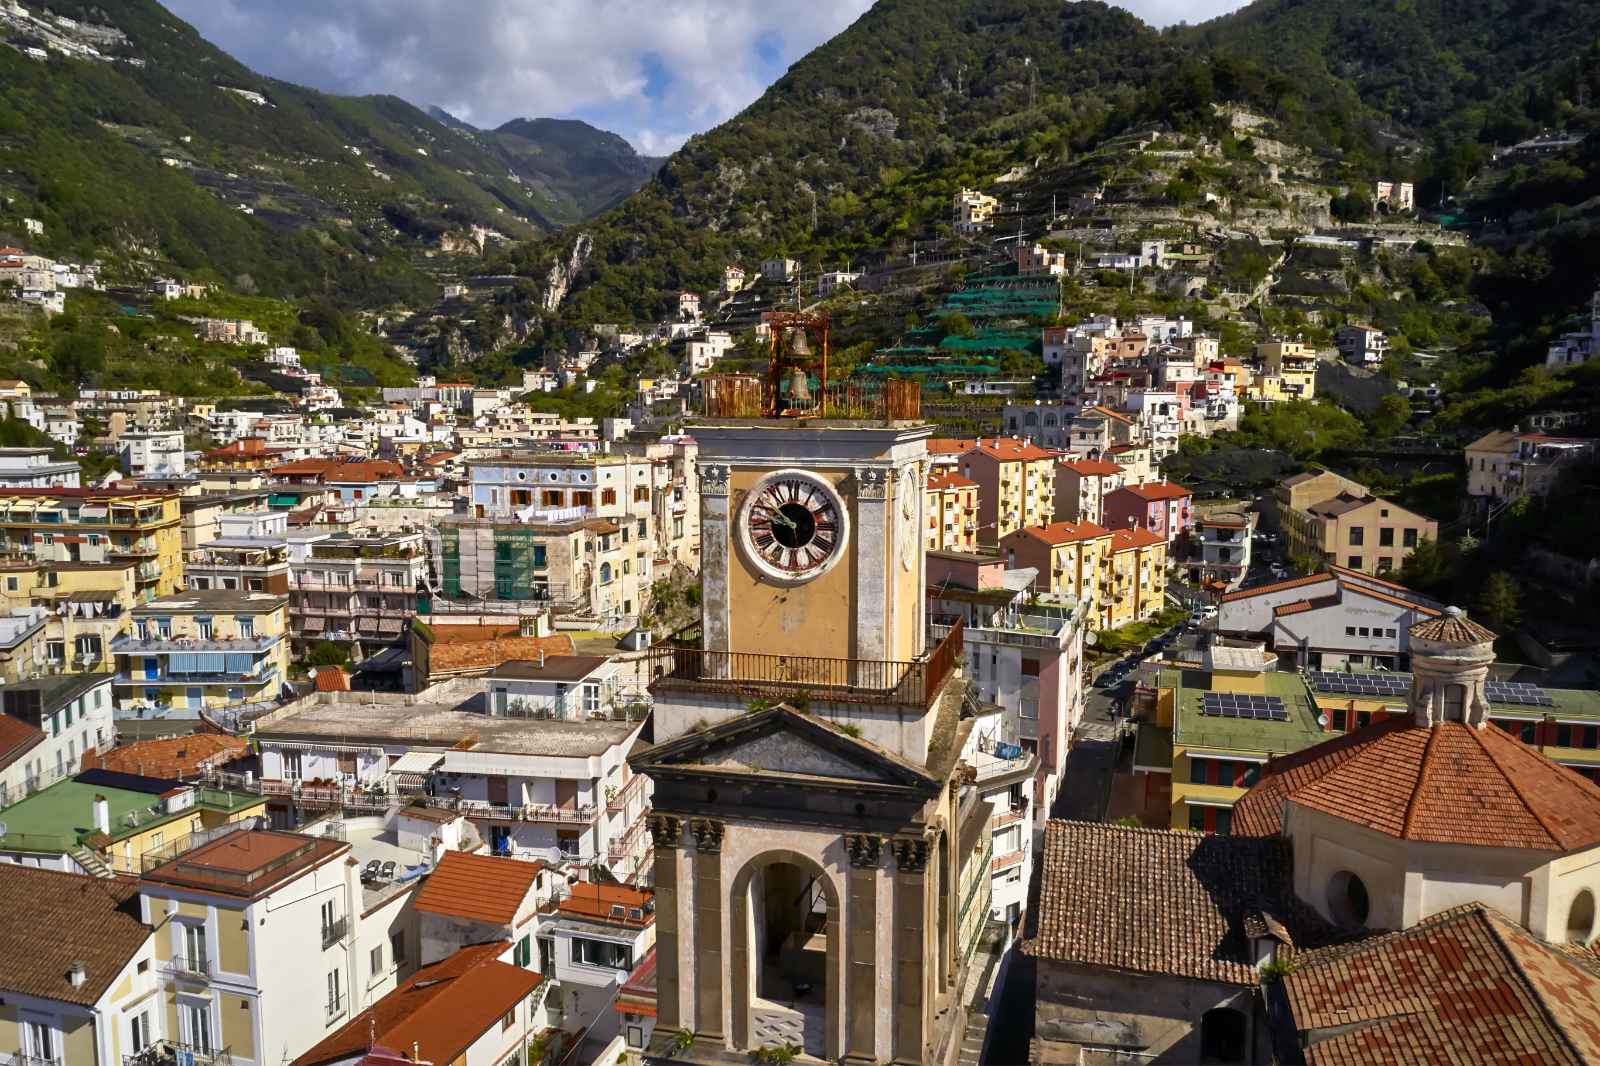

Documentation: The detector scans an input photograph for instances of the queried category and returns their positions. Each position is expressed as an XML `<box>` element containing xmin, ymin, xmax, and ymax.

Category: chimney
<box><xmin>538</xmin><ymin>649</ymin><xmax>546</xmax><ymax>668</ymax></box>
<box><xmin>68</xmin><ymin>961</ymin><xmax>86</xmax><ymax>988</ymax></box>
<box><xmin>92</xmin><ymin>794</ymin><xmax>109</xmax><ymax>834</ymax></box>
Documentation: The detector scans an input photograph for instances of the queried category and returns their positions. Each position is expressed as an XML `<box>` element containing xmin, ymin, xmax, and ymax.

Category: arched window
<box><xmin>599</xmin><ymin>563</ymin><xmax>612</xmax><ymax>583</ymax></box>
<box><xmin>1569</xmin><ymin>889</ymin><xmax>1596</xmax><ymax>944</ymax></box>
<box><xmin>1328</xmin><ymin>870</ymin><xmax>1370</xmax><ymax>927</ymax></box>
<box><xmin>1199</xmin><ymin>1007</ymin><xmax>1248</xmax><ymax>1065</ymax></box>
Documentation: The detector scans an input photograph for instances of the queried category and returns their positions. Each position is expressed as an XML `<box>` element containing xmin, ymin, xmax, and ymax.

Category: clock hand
<box><xmin>761</xmin><ymin>505</ymin><xmax>798</xmax><ymax>531</ymax></box>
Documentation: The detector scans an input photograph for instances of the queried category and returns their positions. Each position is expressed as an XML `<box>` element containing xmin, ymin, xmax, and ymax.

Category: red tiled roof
<box><xmin>0</xmin><ymin>714</ymin><xmax>45</xmax><ymax>770</ymax></box>
<box><xmin>1234</xmin><ymin>719</ymin><xmax>1600</xmax><ymax>851</ymax></box>
<box><xmin>557</xmin><ymin>882</ymin><xmax>654</xmax><ymax>927</ymax></box>
<box><xmin>0</xmin><ymin>866</ymin><xmax>149</xmax><ymax>1008</ymax></box>
<box><xmin>1410</xmin><ymin>608</ymin><xmax>1497</xmax><ymax>645</ymax></box>
<box><xmin>82</xmin><ymin>733</ymin><xmax>247</xmax><ymax>778</ymax></box>
<box><xmin>1108</xmin><ymin>527</ymin><xmax>1165</xmax><ymax>550</ymax></box>
<box><xmin>1015</xmin><ymin>520</ymin><xmax>1111</xmax><ymax>546</ymax></box>
<box><xmin>313</xmin><ymin>667</ymin><xmax>351</xmax><ymax>692</ymax></box>
<box><xmin>1058</xmin><ymin>458</ymin><xmax>1122</xmax><ymax>476</ymax></box>
<box><xmin>413</xmin><ymin>851</ymin><xmax>543</xmax><ymax>925</ymax></box>
<box><xmin>926</xmin><ymin>472</ymin><xmax>978</xmax><ymax>491</ymax></box>
<box><xmin>424</xmin><ymin>627</ymin><xmax>576</xmax><ymax>678</ymax></box>
<box><xmin>927</xmin><ymin>438</ymin><xmax>979</xmax><ymax>455</ymax></box>
<box><xmin>615</xmin><ymin>946</ymin><xmax>658</xmax><ymax>1018</ymax></box>
<box><xmin>1021</xmin><ymin>821</ymin><xmax>1334</xmax><ymax>985</ymax></box>
<box><xmin>293</xmin><ymin>943</ymin><xmax>542</xmax><ymax>1066</ymax></box>
<box><xmin>970</xmin><ymin>437</ymin><xmax>1059</xmax><ymax>462</ymax></box>
<box><xmin>1283</xmin><ymin>904</ymin><xmax>1600</xmax><ymax>1066</ymax></box>
<box><xmin>1086</xmin><ymin>405</ymin><xmax>1134</xmax><ymax>425</ymax></box>
<box><xmin>1114</xmin><ymin>480</ymin><xmax>1191</xmax><ymax>502</ymax></box>
<box><xmin>1219</xmin><ymin>572</ymin><xmax>1332</xmax><ymax>603</ymax></box>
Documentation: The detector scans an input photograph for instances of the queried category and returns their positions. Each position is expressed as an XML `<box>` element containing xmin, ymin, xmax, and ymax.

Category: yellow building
<box><xmin>0</xmin><ymin>488</ymin><xmax>185</xmax><ymax>600</ymax></box>
<box><xmin>925</xmin><ymin>471</ymin><xmax>980</xmax><ymax>552</ymax></box>
<box><xmin>958</xmin><ymin>438</ymin><xmax>1060</xmax><ymax>544</ymax></box>
<box><xmin>1101</xmin><ymin>527</ymin><xmax>1168</xmax><ymax>629</ymax></box>
<box><xmin>0</xmin><ymin>558</ymin><xmax>138</xmax><ymax>671</ymax></box>
<box><xmin>1001</xmin><ymin>521</ymin><xmax>1112</xmax><ymax>615</ymax></box>
<box><xmin>1255</xmin><ymin>339</ymin><xmax>1318</xmax><ymax>400</ymax></box>
<box><xmin>114</xmin><ymin>590</ymin><xmax>290</xmax><ymax>717</ymax></box>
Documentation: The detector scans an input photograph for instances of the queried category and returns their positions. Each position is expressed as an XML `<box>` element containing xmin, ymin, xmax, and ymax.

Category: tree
<box><xmin>1475</xmin><ymin>571</ymin><xmax>1521</xmax><ymax>631</ymax></box>
<box><xmin>1398</xmin><ymin>537</ymin><xmax>1451</xmax><ymax>595</ymax></box>
<box><xmin>938</xmin><ymin>313</ymin><xmax>976</xmax><ymax>339</ymax></box>
<box><xmin>306</xmin><ymin>640</ymin><xmax>349</xmax><ymax>668</ymax></box>
<box><xmin>1365</xmin><ymin>394</ymin><xmax>1412</xmax><ymax>438</ymax></box>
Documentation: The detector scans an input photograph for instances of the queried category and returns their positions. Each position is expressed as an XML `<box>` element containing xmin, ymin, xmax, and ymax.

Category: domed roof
<box><xmin>1233</xmin><ymin>718</ymin><xmax>1600</xmax><ymax>852</ymax></box>
<box><xmin>1409</xmin><ymin>605</ymin><xmax>1497</xmax><ymax>645</ymax></box>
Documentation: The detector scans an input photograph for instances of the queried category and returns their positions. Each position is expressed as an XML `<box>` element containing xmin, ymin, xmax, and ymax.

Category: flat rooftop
<box><xmin>1166</xmin><ymin>667</ymin><xmax>1327</xmax><ymax>758</ymax></box>
<box><xmin>133</xmin><ymin>590</ymin><xmax>287</xmax><ymax>613</ymax></box>
<box><xmin>255</xmin><ymin>688</ymin><xmax>638</xmax><ymax>757</ymax></box>
<box><xmin>0</xmin><ymin>771</ymin><xmax>264</xmax><ymax>854</ymax></box>
<box><xmin>142</xmin><ymin>829</ymin><xmax>347</xmax><ymax>899</ymax></box>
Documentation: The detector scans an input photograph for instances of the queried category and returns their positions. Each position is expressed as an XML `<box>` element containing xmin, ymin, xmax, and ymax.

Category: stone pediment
<box><xmin>633</xmin><ymin>706</ymin><xmax>937</xmax><ymax>791</ymax></box>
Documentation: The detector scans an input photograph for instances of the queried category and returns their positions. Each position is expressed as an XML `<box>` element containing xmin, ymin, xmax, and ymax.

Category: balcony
<box><xmin>4</xmin><ymin>1053</ymin><xmax>62</xmax><ymax>1066</ymax></box>
<box><xmin>321</xmin><ymin>916</ymin><xmax>348</xmax><ymax>949</ymax></box>
<box><xmin>162</xmin><ymin>953</ymin><xmax>212</xmax><ymax>983</ymax></box>
<box><xmin>113</xmin><ymin>634</ymin><xmax>280</xmax><ymax>655</ymax></box>
<box><xmin>649</xmin><ymin>620</ymin><xmax>963</xmax><ymax>711</ymax></box>
<box><xmin>452</xmin><ymin>799</ymin><xmax>601</xmax><ymax>826</ymax></box>
<box><xmin>326</xmin><ymin>995</ymin><xmax>345</xmax><ymax>1023</ymax></box>
<box><xmin>607</xmin><ymin>808</ymin><xmax>650</xmax><ymax>863</ymax></box>
<box><xmin>606</xmin><ymin>772</ymin><xmax>646</xmax><ymax>813</ymax></box>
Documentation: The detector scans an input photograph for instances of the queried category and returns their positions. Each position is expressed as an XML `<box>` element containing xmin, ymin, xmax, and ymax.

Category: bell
<box><xmin>786</xmin><ymin>366</ymin><xmax>812</xmax><ymax>404</ymax></box>
<box><xmin>787</xmin><ymin>328</ymin><xmax>812</xmax><ymax>358</ymax></box>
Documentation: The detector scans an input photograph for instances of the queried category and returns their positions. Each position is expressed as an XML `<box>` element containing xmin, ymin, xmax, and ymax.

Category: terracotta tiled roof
<box><xmin>424</xmin><ymin>626</ymin><xmax>575</xmax><ymax>677</ymax></box>
<box><xmin>1219</xmin><ymin>572</ymin><xmax>1331</xmax><ymax>602</ymax></box>
<box><xmin>615</xmin><ymin>946</ymin><xmax>658</xmax><ymax>1018</ymax></box>
<box><xmin>1085</xmin><ymin>405</ymin><xmax>1134</xmax><ymax>425</ymax></box>
<box><xmin>313</xmin><ymin>666</ymin><xmax>351</xmax><ymax>692</ymax></box>
<box><xmin>1234</xmin><ymin>719</ymin><xmax>1600</xmax><ymax>852</ymax></box>
<box><xmin>557</xmin><ymin>882</ymin><xmax>654</xmax><ymax>927</ymax></box>
<box><xmin>1016</xmin><ymin>520</ymin><xmax>1111</xmax><ymax>546</ymax></box>
<box><xmin>927</xmin><ymin>438</ymin><xmax>979</xmax><ymax>455</ymax></box>
<box><xmin>1021</xmin><ymin>820</ymin><xmax>1334</xmax><ymax>985</ymax></box>
<box><xmin>1115</xmin><ymin>480</ymin><xmax>1191</xmax><ymax>502</ymax></box>
<box><xmin>970</xmin><ymin>437</ymin><xmax>1059</xmax><ymax>462</ymax></box>
<box><xmin>1273</xmin><ymin>598</ymin><xmax>1318</xmax><ymax>617</ymax></box>
<box><xmin>0</xmin><ymin>865</ymin><xmax>150</xmax><ymax>1008</ymax></box>
<box><xmin>1410</xmin><ymin>607</ymin><xmax>1497</xmax><ymax>645</ymax></box>
<box><xmin>0</xmin><ymin>713</ymin><xmax>45</xmax><ymax>770</ymax></box>
<box><xmin>1108</xmin><ymin>527</ymin><xmax>1165</xmax><ymax>550</ymax></box>
<box><xmin>293</xmin><ymin>942</ymin><xmax>542</xmax><ymax>1066</ymax></box>
<box><xmin>1058</xmin><ymin>458</ymin><xmax>1123</xmax><ymax>476</ymax></box>
<box><xmin>82</xmin><ymin>733</ymin><xmax>248</xmax><ymax>778</ymax></box>
<box><xmin>926</xmin><ymin>472</ymin><xmax>978</xmax><ymax>491</ymax></box>
<box><xmin>413</xmin><ymin>851</ymin><xmax>543</xmax><ymax>925</ymax></box>
<box><xmin>1282</xmin><ymin>904</ymin><xmax>1600</xmax><ymax>1066</ymax></box>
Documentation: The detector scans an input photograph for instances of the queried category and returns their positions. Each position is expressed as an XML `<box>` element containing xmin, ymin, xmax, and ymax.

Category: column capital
<box><xmin>648</xmin><ymin>813</ymin><xmax>684</xmax><ymax>849</ymax></box>
<box><xmin>846</xmin><ymin>832</ymin><xmax>884</xmax><ymax>869</ymax></box>
<box><xmin>855</xmin><ymin>467</ymin><xmax>890</xmax><ymax>500</ymax></box>
<box><xmin>691</xmin><ymin>817</ymin><xmax>725</xmax><ymax>852</ymax></box>
<box><xmin>698</xmin><ymin>463</ymin><xmax>731</xmax><ymax>496</ymax></box>
<box><xmin>892</xmin><ymin>835</ymin><xmax>929</xmax><ymax>874</ymax></box>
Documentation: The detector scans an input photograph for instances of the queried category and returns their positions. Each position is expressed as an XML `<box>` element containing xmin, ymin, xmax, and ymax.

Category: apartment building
<box><xmin>1002</xmin><ymin>401</ymin><xmax>1078</xmax><ymax>451</ymax></box>
<box><xmin>1291</xmin><ymin>492</ymin><xmax>1437</xmax><ymax>575</ymax></box>
<box><xmin>1101</xmin><ymin>480</ymin><xmax>1194</xmax><ymax>544</ymax></box>
<box><xmin>113</xmin><ymin>591</ymin><xmax>290</xmax><ymax>718</ymax></box>
<box><xmin>927</xmin><ymin>551</ymin><xmax>1087</xmax><ymax>819</ymax></box>
<box><xmin>1335</xmin><ymin>324</ymin><xmax>1389</xmax><ymax>366</ymax></box>
<box><xmin>1189</xmin><ymin>511</ymin><xmax>1253</xmax><ymax>591</ymax></box>
<box><xmin>924</xmin><ymin>472</ymin><xmax>980</xmax><ymax>552</ymax></box>
<box><xmin>288</xmin><ymin>529</ymin><xmax>426</xmax><ymax>653</ymax></box>
<box><xmin>957</xmin><ymin>437</ymin><xmax>1060</xmax><ymax>544</ymax></box>
<box><xmin>544</xmin><ymin>882</ymin><xmax>656</xmax><ymax>1041</ymax></box>
<box><xmin>1053</xmin><ymin>457</ymin><xmax>1125</xmax><ymax>527</ymax></box>
<box><xmin>120</xmin><ymin>430</ymin><xmax>187</xmax><ymax>478</ymax></box>
<box><xmin>957</xmin><ymin>705</ymin><xmax>1037</xmax><ymax>926</ymax></box>
<box><xmin>0</xmin><ymin>864</ymin><xmax>159</xmax><ymax>1066</ymax></box>
<box><xmin>1464</xmin><ymin>429</ymin><xmax>1595</xmax><ymax>507</ymax></box>
<box><xmin>0</xmin><ymin>673</ymin><xmax>113</xmax><ymax>802</ymax></box>
<box><xmin>1001</xmin><ymin>521</ymin><xmax>1111</xmax><ymax>615</ymax></box>
<box><xmin>1273</xmin><ymin>468</ymin><xmax>1366</xmax><ymax>540</ymax></box>
<box><xmin>1255</xmin><ymin>339</ymin><xmax>1318</xmax><ymax>400</ymax></box>
<box><xmin>0</xmin><ymin>446</ymin><xmax>80</xmax><ymax>489</ymax></box>
<box><xmin>138</xmin><ymin>827</ymin><xmax>420</xmax><ymax>1066</ymax></box>
<box><xmin>1101</xmin><ymin>527</ymin><xmax>1168</xmax><ymax>629</ymax></box>
<box><xmin>0</xmin><ymin>487</ymin><xmax>185</xmax><ymax>598</ymax></box>
<box><xmin>0</xmin><ymin>558</ymin><xmax>138</xmax><ymax>674</ymax></box>
<box><xmin>954</xmin><ymin>188</ymin><xmax>999</xmax><ymax>232</ymax></box>
<box><xmin>252</xmin><ymin>679</ymin><xmax>650</xmax><ymax>882</ymax></box>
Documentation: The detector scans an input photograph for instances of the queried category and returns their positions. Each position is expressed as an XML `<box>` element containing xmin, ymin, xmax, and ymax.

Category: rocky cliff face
<box><xmin>541</xmin><ymin>234</ymin><xmax>593</xmax><ymax>313</ymax></box>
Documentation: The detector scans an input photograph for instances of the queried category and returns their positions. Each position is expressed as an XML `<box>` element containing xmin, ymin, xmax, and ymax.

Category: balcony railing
<box><xmin>4</xmin><ymin>1052</ymin><xmax>63</xmax><ymax>1066</ymax></box>
<box><xmin>649</xmin><ymin>619</ymin><xmax>962</xmax><ymax>711</ymax></box>
<box><xmin>321</xmin><ymin>916</ymin><xmax>348</xmax><ymax>949</ymax></box>
<box><xmin>451</xmin><ymin>799</ymin><xmax>600</xmax><ymax>826</ymax></box>
<box><xmin>162</xmin><ymin>953</ymin><xmax>212</xmax><ymax>982</ymax></box>
<box><xmin>326</xmin><ymin>995</ymin><xmax>344</xmax><ymax>1022</ymax></box>
<box><xmin>606</xmin><ymin>772</ymin><xmax>646</xmax><ymax>813</ymax></box>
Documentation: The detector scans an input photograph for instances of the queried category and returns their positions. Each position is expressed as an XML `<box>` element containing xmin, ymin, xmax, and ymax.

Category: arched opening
<box><xmin>1568</xmin><ymin>889</ymin><xmax>1596</xmax><ymax>944</ymax></box>
<box><xmin>1199</xmin><ymin>1006</ymin><xmax>1248</xmax><ymax>1064</ymax></box>
<box><xmin>731</xmin><ymin>852</ymin><xmax>839</xmax><ymax>1060</ymax></box>
<box><xmin>1328</xmin><ymin>870</ymin><xmax>1370</xmax><ymax>928</ymax></box>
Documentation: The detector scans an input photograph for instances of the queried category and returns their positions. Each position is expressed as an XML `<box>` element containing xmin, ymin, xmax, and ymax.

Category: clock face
<box><xmin>739</xmin><ymin>470</ymin><xmax>849</xmax><ymax>583</ymax></box>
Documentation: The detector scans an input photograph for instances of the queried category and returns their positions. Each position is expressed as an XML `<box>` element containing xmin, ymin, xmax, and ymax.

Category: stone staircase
<box><xmin>70</xmin><ymin>845</ymin><xmax>116</xmax><ymax>879</ymax></box>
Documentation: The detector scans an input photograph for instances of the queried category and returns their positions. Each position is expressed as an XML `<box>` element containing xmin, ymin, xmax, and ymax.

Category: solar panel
<box><xmin>1484</xmin><ymin>680</ymin><xmax>1552</xmax><ymax>707</ymax></box>
<box><xmin>1201</xmin><ymin>692</ymin><xmax>1289</xmax><ymax>721</ymax></box>
<box><xmin>1308</xmin><ymin>670</ymin><xmax>1407</xmax><ymax>697</ymax></box>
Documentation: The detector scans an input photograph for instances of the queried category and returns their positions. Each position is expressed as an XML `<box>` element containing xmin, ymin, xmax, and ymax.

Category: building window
<box><xmin>1189</xmin><ymin>759</ymin><xmax>1208</xmax><ymax>785</ymax></box>
<box><xmin>571</xmin><ymin>937</ymin><xmax>632</xmax><ymax>970</ymax></box>
<box><xmin>237</xmin><ymin>617</ymin><xmax>254</xmax><ymax>639</ymax></box>
<box><xmin>1379</xmin><ymin>527</ymin><xmax>1394</xmax><ymax>547</ymax></box>
<box><xmin>370</xmin><ymin>945</ymin><xmax>383</xmax><ymax>976</ymax></box>
<box><xmin>503</xmin><ymin>1010</ymin><xmax>516</xmax><ymax>1031</ymax></box>
<box><xmin>601</xmin><ymin>488</ymin><xmax>617</xmax><ymax>506</ymax></box>
<box><xmin>1403</xmin><ymin>528</ymin><xmax>1418</xmax><ymax>548</ymax></box>
<box><xmin>1187</xmin><ymin>806</ymin><xmax>1205</xmax><ymax>831</ymax></box>
<box><xmin>1443</xmin><ymin>684</ymin><xmax>1466</xmax><ymax>721</ymax></box>
<box><xmin>1347</xmin><ymin>556</ymin><xmax>1362</xmax><ymax>569</ymax></box>
<box><xmin>390</xmin><ymin>931</ymin><xmax>406</xmax><ymax>965</ymax></box>
<box><xmin>1569</xmin><ymin>889</ymin><xmax>1596</xmax><ymax>945</ymax></box>
<box><xmin>1328</xmin><ymin>870</ymin><xmax>1370</xmax><ymax>927</ymax></box>
<box><xmin>1349</xmin><ymin>527</ymin><xmax>1364</xmax><ymax>546</ymax></box>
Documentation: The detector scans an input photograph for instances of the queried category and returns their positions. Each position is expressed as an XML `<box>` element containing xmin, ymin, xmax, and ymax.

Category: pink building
<box><xmin>1102</xmin><ymin>480</ymin><xmax>1194</xmax><ymax>543</ymax></box>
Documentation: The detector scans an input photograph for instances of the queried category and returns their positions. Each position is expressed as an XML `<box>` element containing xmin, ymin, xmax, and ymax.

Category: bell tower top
<box><xmin>1407</xmin><ymin>607</ymin><xmax>1498</xmax><ymax>728</ymax></box>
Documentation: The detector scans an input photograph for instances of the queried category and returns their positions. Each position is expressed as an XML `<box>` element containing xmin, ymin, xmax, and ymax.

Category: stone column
<box><xmin>691</xmin><ymin>817</ymin><xmax>726</xmax><ymax>1040</ymax></box>
<box><xmin>853</xmin><ymin>468</ymin><xmax>890</xmax><ymax>665</ymax></box>
<box><xmin>649</xmin><ymin>815</ymin><xmax>685</xmax><ymax>1030</ymax></box>
<box><xmin>844</xmin><ymin>834</ymin><xmax>883</xmax><ymax>1063</ymax></box>
<box><xmin>891</xmin><ymin>835</ymin><xmax>930</xmax><ymax>1065</ymax></box>
<box><xmin>699</xmin><ymin>464</ymin><xmax>732</xmax><ymax>658</ymax></box>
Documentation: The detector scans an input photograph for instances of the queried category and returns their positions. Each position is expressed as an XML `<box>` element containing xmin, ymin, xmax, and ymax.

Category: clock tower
<box><xmin>696</xmin><ymin>419</ymin><xmax>931</xmax><ymax>666</ymax></box>
<box><xmin>639</xmin><ymin>383</ymin><xmax>982</xmax><ymax>1066</ymax></box>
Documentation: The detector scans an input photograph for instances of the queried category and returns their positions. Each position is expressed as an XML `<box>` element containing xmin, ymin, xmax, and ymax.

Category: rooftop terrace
<box><xmin>1166</xmin><ymin>667</ymin><xmax>1326</xmax><ymax>757</ymax></box>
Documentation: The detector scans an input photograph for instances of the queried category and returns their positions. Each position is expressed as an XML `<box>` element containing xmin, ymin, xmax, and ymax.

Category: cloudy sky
<box><xmin>165</xmin><ymin>0</ymin><xmax>1247</xmax><ymax>156</ymax></box>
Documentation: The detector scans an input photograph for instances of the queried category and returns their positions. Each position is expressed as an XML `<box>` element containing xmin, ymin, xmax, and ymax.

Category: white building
<box><xmin>954</xmin><ymin>188</ymin><xmax>1000</xmax><ymax>233</ymax></box>
<box><xmin>1336</xmin><ymin>323</ymin><xmax>1390</xmax><ymax>366</ymax></box>
<box><xmin>119</xmin><ymin>429</ymin><xmax>187</xmax><ymax>477</ymax></box>
<box><xmin>0</xmin><ymin>446</ymin><xmax>79</xmax><ymax>488</ymax></box>
<box><xmin>817</xmin><ymin>270</ymin><xmax>861</xmax><ymax>297</ymax></box>
<box><xmin>1545</xmin><ymin>290</ymin><xmax>1600</xmax><ymax>369</ymax></box>
<box><xmin>0</xmin><ymin>673</ymin><xmax>115</xmax><ymax>805</ymax></box>
<box><xmin>1374</xmin><ymin>180</ymin><xmax>1415</xmax><ymax>212</ymax></box>
<box><xmin>760</xmin><ymin>257</ymin><xmax>799</xmax><ymax>282</ymax></box>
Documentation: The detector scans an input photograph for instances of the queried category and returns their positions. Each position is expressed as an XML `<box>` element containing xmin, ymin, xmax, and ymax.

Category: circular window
<box><xmin>546</xmin><ymin>472</ymin><xmax>559</xmax><ymax>482</ymax></box>
<box><xmin>578</xmin><ymin>472</ymin><xmax>590</xmax><ymax>483</ymax></box>
<box><xmin>1569</xmin><ymin>888</ymin><xmax>1596</xmax><ymax>944</ymax></box>
<box><xmin>516</xmin><ymin>471</ymin><xmax>527</xmax><ymax>482</ymax></box>
<box><xmin>1328</xmin><ymin>870</ymin><xmax>1370</xmax><ymax>927</ymax></box>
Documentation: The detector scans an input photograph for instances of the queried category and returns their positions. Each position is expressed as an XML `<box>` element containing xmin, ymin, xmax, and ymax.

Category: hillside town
<box><xmin>2</xmin><ymin>0</ymin><xmax>1600</xmax><ymax>1064</ymax></box>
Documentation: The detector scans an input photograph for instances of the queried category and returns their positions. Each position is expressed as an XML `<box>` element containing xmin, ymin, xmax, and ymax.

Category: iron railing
<box><xmin>321</xmin><ymin>916</ymin><xmax>348</xmax><ymax>949</ymax></box>
<box><xmin>121</xmin><ymin>1038</ymin><xmax>232</xmax><ymax>1066</ymax></box>
<box><xmin>649</xmin><ymin>619</ymin><xmax>962</xmax><ymax>710</ymax></box>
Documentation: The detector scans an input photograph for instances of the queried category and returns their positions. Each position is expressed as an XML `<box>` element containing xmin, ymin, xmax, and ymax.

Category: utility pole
<box><xmin>1024</xmin><ymin>57</ymin><xmax>1036</xmax><ymax>110</ymax></box>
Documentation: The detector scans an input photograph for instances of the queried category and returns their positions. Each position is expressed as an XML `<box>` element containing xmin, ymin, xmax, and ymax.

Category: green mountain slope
<box><xmin>0</xmin><ymin>0</ymin><xmax>646</xmax><ymax>305</ymax></box>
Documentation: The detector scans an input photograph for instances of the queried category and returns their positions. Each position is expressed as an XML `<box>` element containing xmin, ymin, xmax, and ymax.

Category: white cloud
<box><xmin>164</xmin><ymin>1</ymin><xmax>1248</xmax><ymax>153</ymax></box>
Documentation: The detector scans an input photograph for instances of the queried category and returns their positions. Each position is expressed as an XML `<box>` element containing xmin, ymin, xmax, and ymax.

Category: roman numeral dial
<box><xmin>739</xmin><ymin>471</ymin><xmax>848</xmax><ymax>582</ymax></box>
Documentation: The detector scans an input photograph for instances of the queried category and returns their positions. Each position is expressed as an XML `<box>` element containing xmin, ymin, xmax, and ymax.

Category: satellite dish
<box><xmin>1316</xmin><ymin>713</ymin><xmax>1330</xmax><ymax>729</ymax></box>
